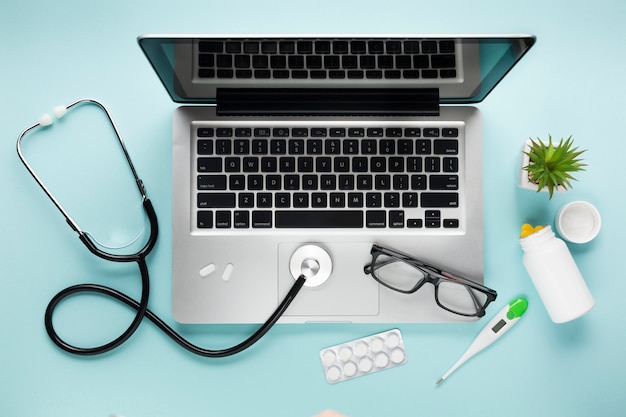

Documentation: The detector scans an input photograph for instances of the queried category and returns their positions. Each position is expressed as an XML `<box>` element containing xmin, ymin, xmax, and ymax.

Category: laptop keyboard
<box><xmin>194</xmin><ymin>122</ymin><xmax>463</xmax><ymax>230</ymax></box>
<box><xmin>196</xmin><ymin>38</ymin><xmax>458</xmax><ymax>81</ymax></box>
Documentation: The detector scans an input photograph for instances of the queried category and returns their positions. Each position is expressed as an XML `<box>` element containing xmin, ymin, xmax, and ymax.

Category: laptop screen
<box><xmin>138</xmin><ymin>34</ymin><xmax>535</xmax><ymax>105</ymax></box>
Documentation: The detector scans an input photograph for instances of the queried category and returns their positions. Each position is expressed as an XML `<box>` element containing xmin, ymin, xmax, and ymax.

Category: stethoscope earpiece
<box><xmin>37</xmin><ymin>105</ymin><xmax>68</xmax><ymax>127</ymax></box>
<box><xmin>37</xmin><ymin>113</ymin><xmax>54</xmax><ymax>126</ymax></box>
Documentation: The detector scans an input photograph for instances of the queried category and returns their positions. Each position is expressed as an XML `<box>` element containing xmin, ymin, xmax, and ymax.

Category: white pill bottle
<box><xmin>519</xmin><ymin>225</ymin><xmax>595</xmax><ymax>323</ymax></box>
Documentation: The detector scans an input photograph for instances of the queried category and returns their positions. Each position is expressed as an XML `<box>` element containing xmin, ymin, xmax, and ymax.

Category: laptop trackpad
<box><xmin>278</xmin><ymin>242</ymin><xmax>379</xmax><ymax>317</ymax></box>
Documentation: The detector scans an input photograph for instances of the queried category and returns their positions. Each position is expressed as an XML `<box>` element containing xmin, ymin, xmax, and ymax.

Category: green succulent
<box><xmin>523</xmin><ymin>135</ymin><xmax>587</xmax><ymax>199</ymax></box>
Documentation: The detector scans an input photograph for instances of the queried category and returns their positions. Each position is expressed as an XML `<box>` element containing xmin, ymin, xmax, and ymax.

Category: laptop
<box><xmin>138</xmin><ymin>34</ymin><xmax>535</xmax><ymax>324</ymax></box>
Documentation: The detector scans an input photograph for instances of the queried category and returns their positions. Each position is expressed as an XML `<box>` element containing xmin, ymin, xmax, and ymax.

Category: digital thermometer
<box><xmin>436</xmin><ymin>297</ymin><xmax>528</xmax><ymax>385</ymax></box>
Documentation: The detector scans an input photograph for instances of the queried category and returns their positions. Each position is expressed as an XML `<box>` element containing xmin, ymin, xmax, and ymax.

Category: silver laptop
<box><xmin>138</xmin><ymin>34</ymin><xmax>534</xmax><ymax>324</ymax></box>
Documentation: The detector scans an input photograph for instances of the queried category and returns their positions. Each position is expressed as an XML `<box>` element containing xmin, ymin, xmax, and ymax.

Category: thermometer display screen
<box><xmin>492</xmin><ymin>319</ymin><xmax>507</xmax><ymax>333</ymax></box>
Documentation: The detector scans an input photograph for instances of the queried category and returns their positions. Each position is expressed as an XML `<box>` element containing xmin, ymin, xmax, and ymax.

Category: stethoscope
<box><xmin>16</xmin><ymin>98</ymin><xmax>307</xmax><ymax>357</ymax></box>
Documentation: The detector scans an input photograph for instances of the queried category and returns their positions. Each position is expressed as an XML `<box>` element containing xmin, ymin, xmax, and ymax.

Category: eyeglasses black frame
<box><xmin>363</xmin><ymin>244</ymin><xmax>497</xmax><ymax>317</ymax></box>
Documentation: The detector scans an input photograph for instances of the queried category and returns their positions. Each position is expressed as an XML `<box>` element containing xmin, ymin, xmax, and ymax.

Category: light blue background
<box><xmin>2</xmin><ymin>1</ymin><xmax>625</xmax><ymax>416</ymax></box>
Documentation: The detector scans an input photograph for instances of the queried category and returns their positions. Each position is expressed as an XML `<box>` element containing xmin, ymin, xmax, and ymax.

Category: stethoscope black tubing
<box><xmin>44</xmin><ymin>256</ymin><xmax>307</xmax><ymax>357</ymax></box>
<box><xmin>44</xmin><ymin>200</ymin><xmax>308</xmax><ymax>357</ymax></box>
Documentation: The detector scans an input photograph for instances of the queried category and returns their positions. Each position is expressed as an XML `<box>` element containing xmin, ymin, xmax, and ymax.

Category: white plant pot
<box><xmin>518</xmin><ymin>140</ymin><xmax>566</xmax><ymax>195</ymax></box>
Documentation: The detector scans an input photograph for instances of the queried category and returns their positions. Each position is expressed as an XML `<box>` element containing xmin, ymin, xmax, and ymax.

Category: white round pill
<box><xmin>370</xmin><ymin>337</ymin><xmax>384</xmax><ymax>353</ymax></box>
<box><xmin>375</xmin><ymin>352</ymin><xmax>389</xmax><ymax>368</ymax></box>
<box><xmin>326</xmin><ymin>365</ymin><xmax>342</xmax><ymax>382</ymax></box>
<box><xmin>390</xmin><ymin>347</ymin><xmax>406</xmax><ymax>364</ymax></box>
<box><xmin>354</xmin><ymin>341</ymin><xmax>369</xmax><ymax>357</ymax></box>
<box><xmin>343</xmin><ymin>361</ymin><xmax>357</xmax><ymax>377</ymax></box>
<box><xmin>385</xmin><ymin>332</ymin><xmax>401</xmax><ymax>348</ymax></box>
<box><xmin>322</xmin><ymin>349</ymin><xmax>337</xmax><ymax>365</ymax></box>
<box><xmin>359</xmin><ymin>357</ymin><xmax>373</xmax><ymax>373</ymax></box>
<box><xmin>338</xmin><ymin>346</ymin><xmax>353</xmax><ymax>361</ymax></box>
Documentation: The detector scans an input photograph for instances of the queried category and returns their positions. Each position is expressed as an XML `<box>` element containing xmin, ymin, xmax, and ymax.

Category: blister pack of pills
<box><xmin>319</xmin><ymin>329</ymin><xmax>408</xmax><ymax>384</ymax></box>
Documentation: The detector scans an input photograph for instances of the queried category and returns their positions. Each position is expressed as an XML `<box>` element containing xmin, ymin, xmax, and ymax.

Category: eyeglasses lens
<box><xmin>372</xmin><ymin>254</ymin><xmax>426</xmax><ymax>292</ymax></box>
<box><xmin>437</xmin><ymin>282</ymin><xmax>488</xmax><ymax>316</ymax></box>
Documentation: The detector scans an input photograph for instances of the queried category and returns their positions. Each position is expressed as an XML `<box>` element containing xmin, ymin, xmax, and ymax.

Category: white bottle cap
<box><xmin>555</xmin><ymin>201</ymin><xmax>601</xmax><ymax>244</ymax></box>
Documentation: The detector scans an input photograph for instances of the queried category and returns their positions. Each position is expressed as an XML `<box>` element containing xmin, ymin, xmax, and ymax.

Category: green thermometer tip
<box><xmin>506</xmin><ymin>297</ymin><xmax>529</xmax><ymax>320</ymax></box>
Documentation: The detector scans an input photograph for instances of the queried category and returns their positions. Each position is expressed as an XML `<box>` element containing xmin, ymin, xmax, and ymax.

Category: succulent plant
<box><xmin>523</xmin><ymin>135</ymin><xmax>587</xmax><ymax>199</ymax></box>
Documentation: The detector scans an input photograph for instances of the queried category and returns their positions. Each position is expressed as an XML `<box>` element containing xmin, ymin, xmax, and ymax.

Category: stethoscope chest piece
<box><xmin>289</xmin><ymin>244</ymin><xmax>333</xmax><ymax>287</ymax></box>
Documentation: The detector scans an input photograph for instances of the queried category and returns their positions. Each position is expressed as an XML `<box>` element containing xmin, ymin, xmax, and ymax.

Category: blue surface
<box><xmin>2</xmin><ymin>1</ymin><xmax>626</xmax><ymax>416</ymax></box>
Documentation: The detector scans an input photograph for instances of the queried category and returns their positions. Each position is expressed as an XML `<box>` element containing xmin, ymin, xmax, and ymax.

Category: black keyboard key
<box><xmin>254</xmin><ymin>70</ymin><xmax>271</xmax><ymax>78</ymax></box>
<box><xmin>442</xmin><ymin>128</ymin><xmax>459</xmax><ymax>137</ymax></box>
<box><xmin>234</xmin><ymin>55</ymin><xmax>250</xmax><ymax>68</ymax></box>
<box><xmin>440</xmin><ymin>69</ymin><xmax>457</xmax><ymax>78</ymax></box>
<box><xmin>235</xmin><ymin>128</ymin><xmax>252</xmax><ymax>137</ymax></box>
<box><xmin>233</xmin><ymin>140</ymin><xmax>250</xmax><ymax>154</ymax></box>
<box><xmin>252</xmin><ymin>211</ymin><xmax>272</xmax><ymax>228</ymax></box>
<box><xmin>198</xmin><ymin>128</ymin><xmax>214</xmax><ymax>137</ymax></box>
<box><xmin>386</xmin><ymin>41</ymin><xmax>402</xmax><ymax>54</ymax></box>
<box><xmin>198</xmin><ymin>157</ymin><xmax>222</xmax><ymax>172</ymax></box>
<box><xmin>216</xmin><ymin>128</ymin><xmax>233</xmax><ymax>137</ymax></box>
<box><xmin>423</xmin><ymin>128</ymin><xmax>440</xmax><ymax>137</ymax></box>
<box><xmin>411</xmin><ymin>175</ymin><xmax>427</xmax><ymax>190</ymax></box>
<box><xmin>389</xmin><ymin>210</ymin><xmax>405</xmax><ymax>228</ymax></box>
<box><xmin>239</xmin><ymin>193</ymin><xmax>254</xmax><ymax>208</ymax></box>
<box><xmin>434</xmin><ymin>139</ymin><xmax>459</xmax><ymax>155</ymax></box>
<box><xmin>270</xmin><ymin>139</ymin><xmax>287</xmax><ymax>154</ymax></box>
<box><xmin>276</xmin><ymin>211</ymin><xmax>363</xmax><ymax>228</ymax></box>
<box><xmin>422</xmin><ymin>41</ymin><xmax>438</xmax><ymax>54</ymax></box>
<box><xmin>439</xmin><ymin>40</ymin><xmax>455</xmax><ymax>53</ymax></box>
<box><xmin>367</xmin><ymin>128</ymin><xmax>383</xmax><ymax>137</ymax></box>
<box><xmin>378</xmin><ymin>56</ymin><xmax>394</xmax><ymax>69</ymax></box>
<box><xmin>234</xmin><ymin>211</ymin><xmax>250</xmax><ymax>228</ymax></box>
<box><xmin>197</xmin><ymin>140</ymin><xmax>213</xmax><ymax>155</ymax></box>
<box><xmin>430</xmin><ymin>175</ymin><xmax>459</xmax><ymax>190</ymax></box>
<box><xmin>443</xmin><ymin>157</ymin><xmax>459</xmax><ymax>173</ymax></box>
<box><xmin>198</xmin><ymin>193</ymin><xmax>236</xmax><ymax>208</ymax></box>
<box><xmin>288</xmin><ymin>55</ymin><xmax>305</xmax><ymax>69</ymax></box>
<box><xmin>252</xmin><ymin>139</ymin><xmax>268</xmax><ymax>154</ymax></box>
<box><xmin>368</xmin><ymin>41</ymin><xmax>384</xmax><ymax>54</ymax></box>
<box><xmin>292</xmin><ymin>128</ymin><xmax>308</xmax><ymax>137</ymax></box>
<box><xmin>325</xmin><ymin>56</ymin><xmax>340</xmax><ymax>69</ymax></box>
<box><xmin>425</xmin><ymin>157</ymin><xmax>441</xmax><ymax>172</ymax></box>
<box><xmin>279</xmin><ymin>41</ymin><xmax>295</xmax><ymax>54</ymax></box>
<box><xmin>252</xmin><ymin>55</ymin><xmax>269</xmax><ymax>68</ymax></box>
<box><xmin>261</xmin><ymin>41</ymin><xmax>277</xmax><ymax>54</ymax></box>
<box><xmin>243</xmin><ymin>42</ymin><xmax>259</xmax><ymax>53</ymax></box>
<box><xmin>329</xmin><ymin>128</ymin><xmax>346</xmax><ymax>137</ymax></box>
<box><xmin>311</xmin><ymin>128</ymin><xmax>327</xmax><ymax>137</ymax></box>
<box><xmin>351</xmin><ymin>41</ymin><xmax>367</xmax><ymax>54</ymax></box>
<box><xmin>311</xmin><ymin>193</ymin><xmax>328</xmax><ymax>208</ymax></box>
<box><xmin>348</xmin><ymin>128</ymin><xmax>364</xmax><ymax>137</ymax></box>
<box><xmin>197</xmin><ymin>175</ymin><xmax>227</xmax><ymax>190</ymax></box>
<box><xmin>275</xmin><ymin>193</ymin><xmax>291</xmax><ymax>208</ymax></box>
<box><xmin>315</xmin><ymin>41</ymin><xmax>331</xmax><ymax>54</ymax></box>
<box><xmin>444</xmin><ymin>219</ymin><xmax>460</xmax><ymax>228</ymax></box>
<box><xmin>333</xmin><ymin>41</ymin><xmax>349</xmax><ymax>54</ymax></box>
<box><xmin>366</xmin><ymin>211</ymin><xmax>386</xmax><ymax>228</ymax></box>
<box><xmin>199</xmin><ymin>41</ymin><xmax>223</xmax><ymax>53</ymax></box>
<box><xmin>421</xmin><ymin>192</ymin><xmax>459</xmax><ymax>208</ymax></box>
<box><xmin>215</xmin><ymin>211</ymin><xmax>231</xmax><ymax>228</ymax></box>
<box><xmin>298</xmin><ymin>41</ymin><xmax>313</xmax><ymax>54</ymax></box>
<box><xmin>431</xmin><ymin>54</ymin><xmax>456</xmax><ymax>68</ymax></box>
<box><xmin>366</xmin><ymin>70</ymin><xmax>383</xmax><ymax>79</ymax></box>
<box><xmin>404</xmin><ymin>41</ymin><xmax>420</xmax><ymax>53</ymax></box>
<box><xmin>197</xmin><ymin>211</ymin><xmax>213</xmax><ymax>228</ymax></box>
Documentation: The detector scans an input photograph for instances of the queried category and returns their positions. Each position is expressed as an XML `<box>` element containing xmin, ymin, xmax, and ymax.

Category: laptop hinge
<box><xmin>215</xmin><ymin>88</ymin><xmax>439</xmax><ymax>116</ymax></box>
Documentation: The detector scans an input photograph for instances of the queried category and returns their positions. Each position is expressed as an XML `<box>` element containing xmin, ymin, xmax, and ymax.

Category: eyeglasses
<box><xmin>364</xmin><ymin>244</ymin><xmax>497</xmax><ymax>317</ymax></box>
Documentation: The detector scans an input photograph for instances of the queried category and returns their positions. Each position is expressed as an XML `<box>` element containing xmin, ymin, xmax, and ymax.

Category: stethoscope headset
<box><xmin>16</xmin><ymin>98</ymin><xmax>308</xmax><ymax>357</ymax></box>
